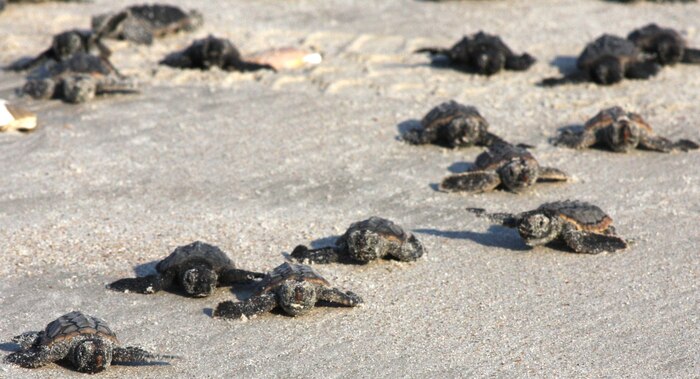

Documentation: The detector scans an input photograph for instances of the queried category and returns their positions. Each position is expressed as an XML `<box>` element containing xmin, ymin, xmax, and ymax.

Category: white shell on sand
<box><xmin>247</xmin><ymin>47</ymin><xmax>322</xmax><ymax>70</ymax></box>
<box><xmin>0</xmin><ymin>99</ymin><xmax>37</xmax><ymax>132</ymax></box>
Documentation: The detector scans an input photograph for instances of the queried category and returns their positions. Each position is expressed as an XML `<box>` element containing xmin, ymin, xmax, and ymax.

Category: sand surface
<box><xmin>0</xmin><ymin>0</ymin><xmax>699</xmax><ymax>377</ymax></box>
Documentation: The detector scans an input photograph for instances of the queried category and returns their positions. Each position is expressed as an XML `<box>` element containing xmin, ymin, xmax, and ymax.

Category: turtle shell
<box><xmin>126</xmin><ymin>4</ymin><xmax>201</xmax><ymax>36</ymax></box>
<box><xmin>577</xmin><ymin>35</ymin><xmax>640</xmax><ymax>70</ymax></box>
<box><xmin>584</xmin><ymin>106</ymin><xmax>653</xmax><ymax>134</ymax></box>
<box><xmin>421</xmin><ymin>101</ymin><xmax>487</xmax><ymax>134</ymax></box>
<box><xmin>156</xmin><ymin>241</ymin><xmax>235</xmax><ymax>274</ymax></box>
<box><xmin>537</xmin><ymin>200</ymin><xmax>613</xmax><ymax>232</ymax></box>
<box><xmin>627</xmin><ymin>24</ymin><xmax>685</xmax><ymax>52</ymax></box>
<box><xmin>27</xmin><ymin>53</ymin><xmax>114</xmax><ymax>81</ymax></box>
<box><xmin>339</xmin><ymin>216</ymin><xmax>408</xmax><ymax>245</ymax></box>
<box><xmin>40</xmin><ymin>311</ymin><xmax>117</xmax><ymax>348</ymax></box>
<box><xmin>256</xmin><ymin>263</ymin><xmax>330</xmax><ymax>294</ymax></box>
<box><xmin>474</xmin><ymin>142</ymin><xmax>535</xmax><ymax>170</ymax></box>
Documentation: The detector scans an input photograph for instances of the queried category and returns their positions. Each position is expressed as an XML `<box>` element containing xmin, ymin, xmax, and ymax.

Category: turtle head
<box><xmin>181</xmin><ymin>264</ymin><xmax>218</xmax><ymax>297</ymax></box>
<box><xmin>654</xmin><ymin>34</ymin><xmax>683</xmax><ymax>65</ymax></box>
<box><xmin>71</xmin><ymin>338</ymin><xmax>112</xmax><ymax>373</ymax></box>
<box><xmin>200</xmin><ymin>37</ymin><xmax>230</xmax><ymax>69</ymax></box>
<box><xmin>591</xmin><ymin>56</ymin><xmax>623</xmax><ymax>85</ymax></box>
<box><xmin>443</xmin><ymin>113</ymin><xmax>488</xmax><ymax>147</ymax></box>
<box><xmin>473</xmin><ymin>46</ymin><xmax>505</xmax><ymax>75</ymax></box>
<box><xmin>498</xmin><ymin>157</ymin><xmax>539</xmax><ymax>192</ymax></box>
<box><xmin>518</xmin><ymin>213</ymin><xmax>562</xmax><ymax>247</ymax></box>
<box><xmin>606</xmin><ymin>117</ymin><xmax>641</xmax><ymax>152</ymax></box>
<box><xmin>278</xmin><ymin>281</ymin><xmax>317</xmax><ymax>316</ymax></box>
<box><xmin>52</xmin><ymin>31</ymin><xmax>85</xmax><ymax>60</ymax></box>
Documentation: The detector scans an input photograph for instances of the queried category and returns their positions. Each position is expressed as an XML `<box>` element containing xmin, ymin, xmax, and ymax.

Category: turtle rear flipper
<box><xmin>562</xmin><ymin>226</ymin><xmax>627</xmax><ymax>254</ymax></box>
<box><xmin>218</xmin><ymin>268</ymin><xmax>264</xmax><ymax>285</ymax></box>
<box><xmin>439</xmin><ymin>171</ymin><xmax>501</xmax><ymax>193</ymax></box>
<box><xmin>108</xmin><ymin>274</ymin><xmax>165</xmax><ymax>294</ymax></box>
<box><xmin>317</xmin><ymin>288</ymin><xmax>363</xmax><ymax>307</ymax></box>
<box><xmin>537</xmin><ymin>167</ymin><xmax>570</xmax><ymax>182</ymax></box>
<box><xmin>290</xmin><ymin>245</ymin><xmax>342</xmax><ymax>264</ymax></box>
<box><xmin>505</xmin><ymin>53</ymin><xmax>536</xmax><ymax>71</ymax></box>
<box><xmin>214</xmin><ymin>293</ymin><xmax>277</xmax><ymax>319</ymax></box>
<box><xmin>5</xmin><ymin>344</ymin><xmax>66</xmax><ymax>368</ymax></box>
<box><xmin>681</xmin><ymin>48</ymin><xmax>700</xmax><ymax>64</ymax></box>
<box><xmin>113</xmin><ymin>346</ymin><xmax>178</xmax><ymax>364</ymax></box>
<box><xmin>624</xmin><ymin>60</ymin><xmax>660</xmax><ymax>79</ymax></box>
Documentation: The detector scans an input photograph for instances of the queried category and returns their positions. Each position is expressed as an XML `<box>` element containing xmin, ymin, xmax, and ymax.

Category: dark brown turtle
<box><xmin>108</xmin><ymin>241</ymin><xmax>264</xmax><ymax>297</ymax></box>
<box><xmin>7</xmin><ymin>29</ymin><xmax>110</xmax><ymax>72</ymax></box>
<box><xmin>160</xmin><ymin>35</ymin><xmax>275</xmax><ymax>72</ymax></box>
<box><xmin>440</xmin><ymin>142</ymin><xmax>569</xmax><ymax>193</ymax></box>
<box><xmin>21</xmin><ymin>52</ymin><xmax>137</xmax><ymax>103</ymax></box>
<box><xmin>5</xmin><ymin>311</ymin><xmax>175</xmax><ymax>373</ymax></box>
<box><xmin>290</xmin><ymin>216</ymin><xmax>424</xmax><ymax>264</ymax></box>
<box><xmin>402</xmin><ymin>100</ymin><xmax>506</xmax><ymax>148</ymax></box>
<box><xmin>416</xmin><ymin>32</ymin><xmax>536</xmax><ymax>75</ymax></box>
<box><xmin>467</xmin><ymin>200</ymin><xmax>628</xmax><ymax>254</ymax></box>
<box><xmin>92</xmin><ymin>4</ymin><xmax>202</xmax><ymax>45</ymax></box>
<box><xmin>627</xmin><ymin>23</ymin><xmax>700</xmax><ymax>66</ymax></box>
<box><xmin>214</xmin><ymin>262</ymin><xmax>362</xmax><ymax>319</ymax></box>
<box><xmin>554</xmin><ymin>106</ymin><xmax>699</xmax><ymax>153</ymax></box>
<box><xmin>540</xmin><ymin>34</ymin><xmax>660</xmax><ymax>86</ymax></box>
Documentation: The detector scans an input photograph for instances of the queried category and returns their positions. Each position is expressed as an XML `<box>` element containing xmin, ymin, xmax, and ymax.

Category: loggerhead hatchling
<box><xmin>540</xmin><ymin>34</ymin><xmax>660</xmax><ymax>86</ymax></box>
<box><xmin>291</xmin><ymin>216</ymin><xmax>424</xmax><ymax>264</ymax></box>
<box><xmin>440</xmin><ymin>142</ymin><xmax>569</xmax><ymax>193</ymax></box>
<box><xmin>160</xmin><ymin>35</ymin><xmax>275</xmax><ymax>72</ymax></box>
<box><xmin>416</xmin><ymin>32</ymin><xmax>536</xmax><ymax>75</ymax></box>
<box><xmin>467</xmin><ymin>200</ymin><xmax>628</xmax><ymax>254</ymax></box>
<box><xmin>554</xmin><ymin>106</ymin><xmax>699</xmax><ymax>153</ymax></box>
<box><xmin>627</xmin><ymin>23</ymin><xmax>700</xmax><ymax>66</ymax></box>
<box><xmin>92</xmin><ymin>4</ymin><xmax>202</xmax><ymax>45</ymax></box>
<box><xmin>5</xmin><ymin>311</ymin><xmax>175</xmax><ymax>373</ymax></box>
<box><xmin>21</xmin><ymin>52</ymin><xmax>137</xmax><ymax>103</ymax></box>
<box><xmin>214</xmin><ymin>262</ymin><xmax>362</xmax><ymax>319</ymax></box>
<box><xmin>8</xmin><ymin>29</ymin><xmax>110</xmax><ymax>72</ymax></box>
<box><xmin>108</xmin><ymin>241</ymin><xmax>264</xmax><ymax>297</ymax></box>
<box><xmin>402</xmin><ymin>100</ymin><xmax>506</xmax><ymax>148</ymax></box>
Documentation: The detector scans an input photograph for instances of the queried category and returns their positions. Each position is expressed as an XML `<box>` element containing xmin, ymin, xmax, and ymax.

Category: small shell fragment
<box><xmin>0</xmin><ymin>100</ymin><xmax>37</xmax><ymax>132</ymax></box>
<box><xmin>247</xmin><ymin>47</ymin><xmax>322</xmax><ymax>70</ymax></box>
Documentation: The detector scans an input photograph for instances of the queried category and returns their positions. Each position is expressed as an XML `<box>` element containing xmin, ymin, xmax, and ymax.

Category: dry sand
<box><xmin>0</xmin><ymin>0</ymin><xmax>699</xmax><ymax>377</ymax></box>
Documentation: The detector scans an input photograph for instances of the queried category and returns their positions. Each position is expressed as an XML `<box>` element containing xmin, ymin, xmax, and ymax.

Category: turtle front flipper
<box><xmin>290</xmin><ymin>245</ymin><xmax>342</xmax><ymax>264</ymax></box>
<box><xmin>538</xmin><ymin>71</ymin><xmax>588</xmax><ymax>87</ymax></box>
<box><xmin>466</xmin><ymin>208</ymin><xmax>520</xmax><ymax>228</ymax></box>
<box><xmin>537</xmin><ymin>166</ymin><xmax>570</xmax><ymax>182</ymax></box>
<box><xmin>553</xmin><ymin>129</ymin><xmax>596</xmax><ymax>149</ymax></box>
<box><xmin>107</xmin><ymin>274</ymin><xmax>166</xmax><ymax>294</ymax></box>
<box><xmin>218</xmin><ymin>268</ymin><xmax>265</xmax><ymax>285</ymax></box>
<box><xmin>439</xmin><ymin>171</ymin><xmax>501</xmax><ymax>193</ymax></box>
<box><xmin>505</xmin><ymin>53</ymin><xmax>536</xmax><ymax>71</ymax></box>
<box><xmin>11</xmin><ymin>331</ymin><xmax>43</xmax><ymax>350</ymax></box>
<box><xmin>477</xmin><ymin>131</ymin><xmax>507</xmax><ymax>147</ymax></box>
<box><xmin>5</xmin><ymin>345</ymin><xmax>66</xmax><ymax>369</ymax></box>
<box><xmin>414</xmin><ymin>47</ymin><xmax>450</xmax><ymax>56</ymax></box>
<box><xmin>561</xmin><ymin>225</ymin><xmax>627</xmax><ymax>254</ymax></box>
<box><xmin>214</xmin><ymin>293</ymin><xmax>278</xmax><ymax>319</ymax></box>
<box><xmin>624</xmin><ymin>60</ymin><xmax>660</xmax><ymax>80</ymax></box>
<box><xmin>681</xmin><ymin>48</ymin><xmax>700</xmax><ymax>64</ymax></box>
<box><xmin>317</xmin><ymin>288</ymin><xmax>363</xmax><ymax>307</ymax></box>
<box><xmin>226</xmin><ymin>60</ymin><xmax>276</xmax><ymax>73</ymax></box>
<box><xmin>112</xmin><ymin>346</ymin><xmax>178</xmax><ymax>365</ymax></box>
<box><xmin>640</xmin><ymin>135</ymin><xmax>699</xmax><ymax>152</ymax></box>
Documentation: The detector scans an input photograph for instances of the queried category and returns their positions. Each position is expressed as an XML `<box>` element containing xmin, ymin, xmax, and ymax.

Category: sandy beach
<box><xmin>0</xmin><ymin>0</ymin><xmax>699</xmax><ymax>377</ymax></box>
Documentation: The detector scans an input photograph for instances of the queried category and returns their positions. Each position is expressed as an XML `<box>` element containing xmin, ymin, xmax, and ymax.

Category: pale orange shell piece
<box><xmin>0</xmin><ymin>100</ymin><xmax>37</xmax><ymax>132</ymax></box>
<box><xmin>247</xmin><ymin>47</ymin><xmax>322</xmax><ymax>70</ymax></box>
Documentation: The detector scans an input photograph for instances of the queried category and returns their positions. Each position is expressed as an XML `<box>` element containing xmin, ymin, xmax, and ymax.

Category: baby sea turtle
<box><xmin>627</xmin><ymin>23</ymin><xmax>700</xmax><ymax>66</ymax></box>
<box><xmin>214</xmin><ymin>262</ymin><xmax>362</xmax><ymax>319</ymax></box>
<box><xmin>416</xmin><ymin>32</ymin><xmax>536</xmax><ymax>75</ymax></box>
<box><xmin>92</xmin><ymin>4</ymin><xmax>202</xmax><ymax>45</ymax></box>
<box><xmin>540</xmin><ymin>34</ymin><xmax>660</xmax><ymax>86</ymax></box>
<box><xmin>5</xmin><ymin>311</ymin><xmax>174</xmax><ymax>373</ymax></box>
<box><xmin>291</xmin><ymin>216</ymin><xmax>424</xmax><ymax>264</ymax></box>
<box><xmin>108</xmin><ymin>241</ymin><xmax>264</xmax><ymax>297</ymax></box>
<box><xmin>402</xmin><ymin>100</ymin><xmax>506</xmax><ymax>148</ymax></box>
<box><xmin>21</xmin><ymin>52</ymin><xmax>137</xmax><ymax>103</ymax></box>
<box><xmin>8</xmin><ymin>29</ymin><xmax>110</xmax><ymax>72</ymax></box>
<box><xmin>554</xmin><ymin>106</ymin><xmax>699</xmax><ymax>153</ymax></box>
<box><xmin>440</xmin><ymin>142</ymin><xmax>569</xmax><ymax>193</ymax></box>
<box><xmin>160</xmin><ymin>35</ymin><xmax>275</xmax><ymax>72</ymax></box>
<box><xmin>467</xmin><ymin>200</ymin><xmax>628</xmax><ymax>254</ymax></box>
